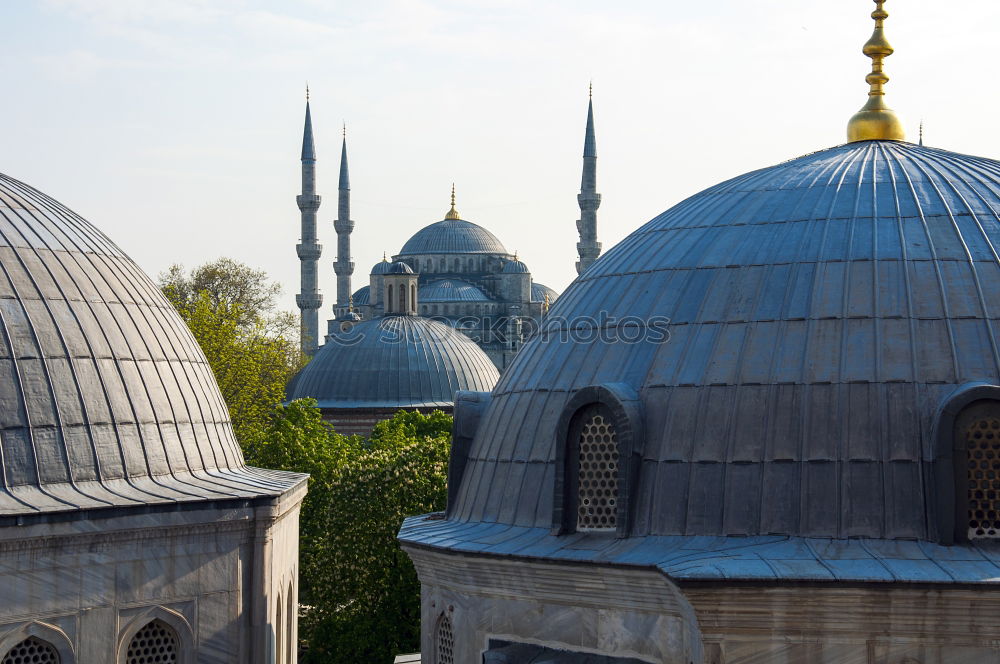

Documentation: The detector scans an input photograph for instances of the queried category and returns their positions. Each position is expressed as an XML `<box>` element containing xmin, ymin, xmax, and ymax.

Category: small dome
<box><xmin>0</xmin><ymin>172</ymin><xmax>304</xmax><ymax>515</ymax></box>
<box><xmin>419</xmin><ymin>279</ymin><xmax>492</xmax><ymax>303</ymax></box>
<box><xmin>351</xmin><ymin>285</ymin><xmax>371</xmax><ymax>306</ymax></box>
<box><xmin>387</xmin><ymin>261</ymin><xmax>414</xmax><ymax>274</ymax></box>
<box><xmin>530</xmin><ymin>282</ymin><xmax>558</xmax><ymax>304</ymax></box>
<box><xmin>398</xmin><ymin>219</ymin><xmax>509</xmax><ymax>256</ymax></box>
<box><xmin>501</xmin><ymin>259</ymin><xmax>529</xmax><ymax>274</ymax></box>
<box><xmin>288</xmin><ymin>316</ymin><xmax>499</xmax><ymax>408</ymax></box>
<box><xmin>370</xmin><ymin>260</ymin><xmax>393</xmax><ymax>275</ymax></box>
<box><xmin>453</xmin><ymin>141</ymin><xmax>1000</xmax><ymax>542</ymax></box>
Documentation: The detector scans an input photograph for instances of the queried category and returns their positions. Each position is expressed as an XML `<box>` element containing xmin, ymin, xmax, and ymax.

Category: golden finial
<box><xmin>342</xmin><ymin>122</ymin><xmax>346</xmax><ymax>139</ymax></box>
<box><xmin>382</xmin><ymin>251</ymin><xmax>388</xmax><ymax>262</ymax></box>
<box><xmin>349</xmin><ymin>294</ymin><xmax>354</xmax><ymax>312</ymax></box>
<box><xmin>543</xmin><ymin>292</ymin><xmax>550</xmax><ymax>314</ymax></box>
<box><xmin>589</xmin><ymin>80</ymin><xmax>592</xmax><ymax>99</ymax></box>
<box><xmin>306</xmin><ymin>83</ymin><xmax>310</xmax><ymax>102</ymax></box>
<box><xmin>919</xmin><ymin>120</ymin><xmax>924</xmax><ymax>146</ymax></box>
<box><xmin>445</xmin><ymin>183</ymin><xmax>460</xmax><ymax>220</ymax></box>
<box><xmin>846</xmin><ymin>0</ymin><xmax>905</xmax><ymax>142</ymax></box>
<box><xmin>514</xmin><ymin>250</ymin><xmax>519</xmax><ymax>261</ymax></box>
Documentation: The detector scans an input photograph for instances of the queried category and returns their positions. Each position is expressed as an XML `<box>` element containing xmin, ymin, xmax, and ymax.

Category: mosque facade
<box><xmin>0</xmin><ymin>173</ymin><xmax>305</xmax><ymax>662</ymax></box>
<box><xmin>399</xmin><ymin>3</ymin><xmax>1000</xmax><ymax>663</ymax></box>
<box><xmin>294</xmin><ymin>93</ymin><xmax>604</xmax><ymax>370</ymax></box>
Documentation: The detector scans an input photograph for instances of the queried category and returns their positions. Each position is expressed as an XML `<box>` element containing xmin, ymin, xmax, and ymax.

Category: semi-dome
<box><xmin>451</xmin><ymin>141</ymin><xmax>1000</xmax><ymax>544</ymax></box>
<box><xmin>397</xmin><ymin>219</ymin><xmax>509</xmax><ymax>256</ymax></box>
<box><xmin>530</xmin><ymin>282</ymin><xmax>558</xmax><ymax>304</ymax></box>
<box><xmin>419</xmin><ymin>279</ymin><xmax>492</xmax><ymax>303</ymax></box>
<box><xmin>501</xmin><ymin>258</ymin><xmax>529</xmax><ymax>274</ymax></box>
<box><xmin>0</xmin><ymin>173</ymin><xmax>303</xmax><ymax>516</ymax></box>
<box><xmin>287</xmin><ymin>315</ymin><xmax>498</xmax><ymax>408</ymax></box>
<box><xmin>351</xmin><ymin>285</ymin><xmax>370</xmax><ymax>306</ymax></box>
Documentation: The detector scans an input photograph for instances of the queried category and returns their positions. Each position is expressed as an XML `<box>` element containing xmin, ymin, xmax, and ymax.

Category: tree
<box><xmin>159</xmin><ymin>259</ymin><xmax>304</xmax><ymax>451</ymax></box>
<box><xmin>253</xmin><ymin>403</ymin><xmax>453</xmax><ymax>663</ymax></box>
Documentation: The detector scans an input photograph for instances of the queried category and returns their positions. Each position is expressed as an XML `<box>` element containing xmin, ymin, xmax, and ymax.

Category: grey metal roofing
<box><xmin>530</xmin><ymin>282</ymin><xmax>559</xmax><ymax>304</ymax></box>
<box><xmin>351</xmin><ymin>285</ymin><xmax>370</xmax><ymax>305</ymax></box>
<box><xmin>287</xmin><ymin>315</ymin><xmax>498</xmax><ymax>408</ymax></box>
<box><xmin>445</xmin><ymin>140</ymin><xmax>1000</xmax><ymax>543</ymax></box>
<box><xmin>399</xmin><ymin>518</ymin><xmax>1000</xmax><ymax>585</ymax></box>
<box><xmin>419</xmin><ymin>279</ymin><xmax>492</xmax><ymax>303</ymax></box>
<box><xmin>501</xmin><ymin>259</ymin><xmax>529</xmax><ymax>274</ymax></box>
<box><xmin>397</xmin><ymin>219</ymin><xmax>509</xmax><ymax>256</ymax></box>
<box><xmin>0</xmin><ymin>172</ymin><xmax>306</xmax><ymax>516</ymax></box>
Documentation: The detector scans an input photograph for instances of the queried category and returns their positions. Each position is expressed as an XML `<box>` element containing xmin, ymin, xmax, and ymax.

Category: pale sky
<box><xmin>4</xmin><ymin>0</ymin><xmax>1000</xmax><ymax>316</ymax></box>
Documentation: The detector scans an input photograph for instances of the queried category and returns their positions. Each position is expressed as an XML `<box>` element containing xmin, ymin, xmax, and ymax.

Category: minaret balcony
<box><xmin>333</xmin><ymin>260</ymin><xmax>356</xmax><ymax>275</ymax></box>
<box><xmin>296</xmin><ymin>293</ymin><xmax>323</xmax><ymax>309</ymax></box>
<box><xmin>577</xmin><ymin>192</ymin><xmax>602</xmax><ymax>208</ymax></box>
<box><xmin>296</xmin><ymin>242</ymin><xmax>323</xmax><ymax>260</ymax></box>
<box><xmin>333</xmin><ymin>218</ymin><xmax>355</xmax><ymax>233</ymax></box>
<box><xmin>296</xmin><ymin>194</ymin><xmax>322</xmax><ymax>211</ymax></box>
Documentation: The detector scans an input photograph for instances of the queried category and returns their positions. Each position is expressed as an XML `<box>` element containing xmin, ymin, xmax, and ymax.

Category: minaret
<box><xmin>576</xmin><ymin>84</ymin><xmax>602</xmax><ymax>275</ymax></box>
<box><xmin>332</xmin><ymin>124</ymin><xmax>355</xmax><ymax>317</ymax></box>
<box><xmin>295</xmin><ymin>88</ymin><xmax>323</xmax><ymax>355</ymax></box>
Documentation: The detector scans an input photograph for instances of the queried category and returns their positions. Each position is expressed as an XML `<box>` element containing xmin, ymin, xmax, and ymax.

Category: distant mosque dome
<box><xmin>386</xmin><ymin>260</ymin><xmax>415</xmax><ymax>274</ymax></box>
<box><xmin>398</xmin><ymin>219</ymin><xmax>509</xmax><ymax>256</ymax></box>
<box><xmin>419</xmin><ymin>279</ymin><xmax>492</xmax><ymax>303</ymax></box>
<box><xmin>288</xmin><ymin>316</ymin><xmax>498</xmax><ymax>409</ymax></box>
<box><xmin>530</xmin><ymin>282</ymin><xmax>558</xmax><ymax>304</ymax></box>
<box><xmin>370</xmin><ymin>258</ymin><xmax>393</xmax><ymax>274</ymax></box>
<box><xmin>501</xmin><ymin>258</ymin><xmax>529</xmax><ymax>274</ymax></box>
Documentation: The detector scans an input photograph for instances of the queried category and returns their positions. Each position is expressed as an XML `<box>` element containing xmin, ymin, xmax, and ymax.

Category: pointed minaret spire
<box><xmin>576</xmin><ymin>85</ymin><xmax>602</xmax><ymax>275</ymax></box>
<box><xmin>445</xmin><ymin>183</ymin><xmax>461</xmax><ymax>220</ymax></box>
<box><xmin>333</xmin><ymin>124</ymin><xmax>355</xmax><ymax>316</ymax></box>
<box><xmin>296</xmin><ymin>91</ymin><xmax>323</xmax><ymax>355</ymax></box>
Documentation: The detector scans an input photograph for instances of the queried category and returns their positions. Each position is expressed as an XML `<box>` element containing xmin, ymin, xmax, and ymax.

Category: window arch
<box><xmin>2</xmin><ymin>637</ymin><xmax>60</xmax><ymax>664</ymax></box>
<box><xmin>956</xmin><ymin>400</ymin><xmax>1000</xmax><ymax>540</ymax></box>
<box><xmin>435</xmin><ymin>614</ymin><xmax>454</xmax><ymax>664</ymax></box>
<box><xmin>276</xmin><ymin>592</ymin><xmax>284</xmax><ymax>664</ymax></box>
<box><xmin>387</xmin><ymin>285</ymin><xmax>394</xmax><ymax>311</ymax></box>
<box><xmin>410</xmin><ymin>284</ymin><xmax>417</xmax><ymax>311</ymax></box>
<box><xmin>286</xmin><ymin>581</ymin><xmax>294</xmax><ymax>664</ymax></box>
<box><xmin>125</xmin><ymin>620</ymin><xmax>179</xmax><ymax>664</ymax></box>
<box><xmin>399</xmin><ymin>286</ymin><xmax>406</xmax><ymax>312</ymax></box>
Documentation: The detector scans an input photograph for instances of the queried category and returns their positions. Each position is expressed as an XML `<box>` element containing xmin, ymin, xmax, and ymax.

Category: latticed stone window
<box><xmin>962</xmin><ymin>405</ymin><xmax>1000</xmax><ymax>539</ymax></box>
<box><xmin>436</xmin><ymin>614</ymin><xmax>454</xmax><ymax>664</ymax></box>
<box><xmin>576</xmin><ymin>406</ymin><xmax>619</xmax><ymax>531</ymax></box>
<box><xmin>2</xmin><ymin>637</ymin><xmax>60</xmax><ymax>664</ymax></box>
<box><xmin>126</xmin><ymin>620</ymin><xmax>179</xmax><ymax>664</ymax></box>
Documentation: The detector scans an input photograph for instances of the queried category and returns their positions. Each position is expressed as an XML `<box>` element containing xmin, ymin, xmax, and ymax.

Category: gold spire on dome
<box><xmin>445</xmin><ymin>183</ymin><xmax>461</xmax><ymax>220</ymax></box>
<box><xmin>382</xmin><ymin>251</ymin><xmax>388</xmax><ymax>262</ymax></box>
<box><xmin>847</xmin><ymin>0</ymin><xmax>905</xmax><ymax>142</ymax></box>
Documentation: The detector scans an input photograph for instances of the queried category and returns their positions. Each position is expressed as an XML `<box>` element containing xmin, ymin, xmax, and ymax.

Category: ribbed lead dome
<box><xmin>0</xmin><ymin>173</ymin><xmax>303</xmax><ymax>516</ymax></box>
<box><xmin>287</xmin><ymin>315</ymin><xmax>499</xmax><ymax>408</ymax></box>
<box><xmin>398</xmin><ymin>219</ymin><xmax>509</xmax><ymax>256</ymax></box>
<box><xmin>452</xmin><ymin>141</ymin><xmax>1000</xmax><ymax>541</ymax></box>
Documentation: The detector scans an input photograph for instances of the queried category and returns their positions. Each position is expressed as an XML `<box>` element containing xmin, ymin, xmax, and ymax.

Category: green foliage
<box><xmin>159</xmin><ymin>260</ymin><xmax>304</xmax><ymax>452</ymax></box>
<box><xmin>256</xmin><ymin>403</ymin><xmax>452</xmax><ymax>663</ymax></box>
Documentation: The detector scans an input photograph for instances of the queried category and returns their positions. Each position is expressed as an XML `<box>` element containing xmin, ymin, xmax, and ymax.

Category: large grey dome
<box><xmin>0</xmin><ymin>173</ymin><xmax>304</xmax><ymax>516</ymax></box>
<box><xmin>398</xmin><ymin>219</ymin><xmax>509</xmax><ymax>256</ymax></box>
<box><xmin>451</xmin><ymin>141</ymin><xmax>1000</xmax><ymax>543</ymax></box>
<box><xmin>287</xmin><ymin>315</ymin><xmax>499</xmax><ymax>408</ymax></box>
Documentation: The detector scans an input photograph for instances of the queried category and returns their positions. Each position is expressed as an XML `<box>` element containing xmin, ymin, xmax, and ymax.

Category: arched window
<box><xmin>411</xmin><ymin>284</ymin><xmax>417</xmax><ymax>311</ymax></box>
<box><xmin>387</xmin><ymin>285</ymin><xmax>394</xmax><ymax>312</ymax></box>
<box><xmin>435</xmin><ymin>614</ymin><xmax>454</xmax><ymax>664</ymax></box>
<box><xmin>125</xmin><ymin>620</ymin><xmax>179</xmax><ymax>664</ymax></box>
<box><xmin>957</xmin><ymin>400</ymin><xmax>1000</xmax><ymax>540</ymax></box>
<box><xmin>2</xmin><ymin>637</ymin><xmax>60</xmax><ymax>664</ymax></box>
<box><xmin>276</xmin><ymin>593</ymin><xmax>284</xmax><ymax>664</ymax></box>
<box><xmin>569</xmin><ymin>404</ymin><xmax>619</xmax><ymax>532</ymax></box>
<box><xmin>286</xmin><ymin>581</ymin><xmax>294</xmax><ymax>664</ymax></box>
<box><xmin>399</xmin><ymin>287</ymin><xmax>406</xmax><ymax>312</ymax></box>
<box><xmin>426</xmin><ymin>259</ymin><xmax>432</xmax><ymax>272</ymax></box>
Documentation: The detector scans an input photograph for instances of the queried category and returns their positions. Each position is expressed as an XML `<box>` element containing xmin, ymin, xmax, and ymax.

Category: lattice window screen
<box><xmin>125</xmin><ymin>620</ymin><xmax>179</xmax><ymax>664</ymax></box>
<box><xmin>436</xmin><ymin>615</ymin><xmax>454</xmax><ymax>664</ymax></box>
<box><xmin>2</xmin><ymin>637</ymin><xmax>60</xmax><ymax>664</ymax></box>
<box><xmin>965</xmin><ymin>413</ymin><xmax>1000</xmax><ymax>539</ymax></box>
<box><xmin>576</xmin><ymin>409</ymin><xmax>619</xmax><ymax>531</ymax></box>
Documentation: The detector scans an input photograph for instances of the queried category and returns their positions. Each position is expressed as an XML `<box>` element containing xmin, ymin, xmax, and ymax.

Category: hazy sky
<box><xmin>4</xmin><ymin>0</ymin><xmax>1000</xmax><ymax>316</ymax></box>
